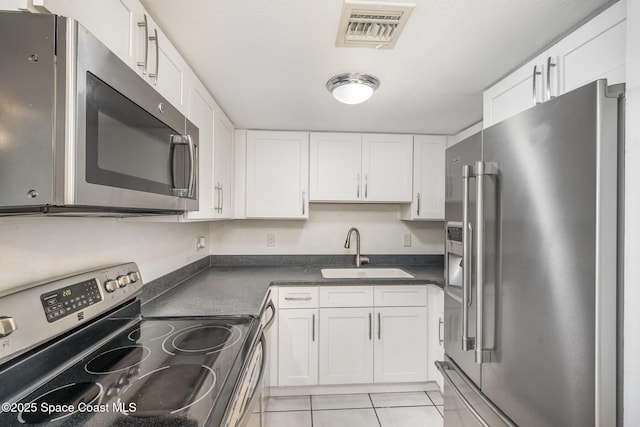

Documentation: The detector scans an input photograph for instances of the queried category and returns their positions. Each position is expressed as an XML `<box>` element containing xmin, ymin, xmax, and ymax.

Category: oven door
<box><xmin>68</xmin><ymin>20</ymin><xmax>198</xmax><ymax>212</ymax></box>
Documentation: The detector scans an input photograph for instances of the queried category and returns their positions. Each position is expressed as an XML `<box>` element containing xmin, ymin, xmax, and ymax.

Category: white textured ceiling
<box><xmin>142</xmin><ymin>0</ymin><xmax>615</xmax><ymax>134</ymax></box>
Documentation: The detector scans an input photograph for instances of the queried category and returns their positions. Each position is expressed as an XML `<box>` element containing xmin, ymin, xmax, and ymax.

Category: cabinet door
<box><xmin>278</xmin><ymin>309</ymin><xmax>318</xmax><ymax>386</ymax></box>
<box><xmin>246</xmin><ymin>131</ymin><xmax>309</xmax><ymax>219</ymax></box>
<box><xmin>309</xmin><ymin>132</ymin><xmax>362</xmax><ymax>202</ymax></box>
<box><xmin>402</xmin><ymin>135</ymin><xmax>446</xmax><ymax>220</ymax></box>
<box><xmin>38</xmin><ymin>0</ymin><xmax>135</xmax><ymax>66</ymax></box>
<box><xmin>319</xmin><ymin>308</ymin><xmax>374</xmax><ymax>385</ymax></box>
<box><xmin>212</xmin><ymin>106</ymin><xmax>234</xmax><ymax>219</ymax></box>
<box><xmin>483</xmin><ymin>53</ymin><xmax>547</xmax><ymax>127</ymax></box>
<box><xmin>427</xmin><ymin>287</ymin><xmax>444</xmax><ymax>390</ymax></box>
<box><xmin>374</xmin><ymin>307</ymin><xmax>428</xmax><ymax>383</ymax></box>
<box><xmin>362</xmin><ymin>134</ymin><xmax>413</xmax><ymax>202</ymax></box>
<box><xmin>549</xmin><ymin>0</ymin><xmax>626</xmax><ymax>96</ymax></box>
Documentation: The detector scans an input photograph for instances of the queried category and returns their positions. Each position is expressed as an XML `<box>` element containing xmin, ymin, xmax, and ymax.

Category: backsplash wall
<box><xmin>209</xmin><ymin>204</ymin><xmax>445</xmax><ymax>255</ymax></box>
<box><xmin>0</xmin><ymin>217</ymin><xmax>209</xmax><ymax>294</ymax></box>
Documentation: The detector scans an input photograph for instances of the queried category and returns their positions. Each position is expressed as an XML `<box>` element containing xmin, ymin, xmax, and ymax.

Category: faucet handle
<box><xmin>358</xmin><ymin>255</ymin><xmax>370</xmax><ymax>267</ymax></box>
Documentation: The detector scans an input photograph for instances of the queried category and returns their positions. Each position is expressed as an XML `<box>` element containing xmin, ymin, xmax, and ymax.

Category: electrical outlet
<box><xmin>403</xmin><ymin>234</ymin><xmax>412</xmax><ymax>247</ymax></box>
<box><xmin>267</xmin><ymin>234</ymin><xmax>276</xmax><ymax>247</ymax></box>
<box><xmin>196</xmin><ymin>236</ymin><xmax>206</xmax><ymax>250</ymax></box>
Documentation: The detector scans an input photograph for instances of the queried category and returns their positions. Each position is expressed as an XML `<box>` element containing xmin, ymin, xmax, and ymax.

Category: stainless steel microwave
<box><xmin>0</xmin><ymin>12</ymin><xmax>198</xmax><ymax>215</ymax></box>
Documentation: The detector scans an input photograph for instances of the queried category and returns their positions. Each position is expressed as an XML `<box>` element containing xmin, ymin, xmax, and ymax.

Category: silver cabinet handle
<box><xmin>137</xmin><ymin>14</ymin><xmax>148</xmax><ymax>75</ymax></box>
<box><xmin>474</xmin><ymin>161</ymin><xmax>496</xmax><ymax>364</ymax></box>
<box><xmin>461</xmin><ymin>164</ymin><xmax>474</xmax><ymax>351</ymax></box>
<box><xmin>546</xmin><ymin>56</ymin><xmax>557</xmax><ymax>100</ymax></box>
<box><xmin>312</xmin><ymin>313</ymin><xmax>316</xmax><ymax>342</ymax></box>
<box><xmin>416</xmin><ymin>192</ymin><xmax>421</xmax><ymax>216</ymax></box>
<box><xmin>438</xmin><ymin>317</ymin><xmax>444</xmax><ymax>345</ymax></box>
<box><xmin>532</xmin><ymin>65</ymin><xmax>542</xmax><ymax>105</ymax></box>
<box><xmin>148</xmin><ymin>29</ymin><xmax>159</xmax><ymax>84</ymax></box>
<box><xmin>215</xmin><ymin>182</ymin><xmax>222</xmax><ymax>213</ymax></box>
<box><xmin>357</xmin><ymin>173</ymin><xmax>361</xmax><ymax>198</ymax></box>
<box><xmin>220</xmin><ymin>184</ymin><xmax>224</xmax><ymax>213</ymax></box>
<box><xmin>369</xmin><ymin>312</ymin><xmax>372</xmax><ymax>340</ymax></box>
<box><xmin>302</xmin><ymin>191</ymin><xmax>306</xmax><ymax>215</ymax></box>
<box><xmin>377</xmin><ymin>312</ymin><xmax>381</xmax><ymax>340</ymax></box>
<box><xmin>364</xmin><ymin>174</ymin><xmax>368</xmax><ymax>199</ymax></box>
<box><xmin>284</xmin><ymin>296</ymin><xmax>312</xmax><ymax>301</ymax></box>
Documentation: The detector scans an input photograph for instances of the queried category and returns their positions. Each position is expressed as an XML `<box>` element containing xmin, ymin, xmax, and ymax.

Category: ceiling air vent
<box><xmin>336</xmin><ymin>1</ymin><xmax>415</xmax><ymax>49</ymax></box>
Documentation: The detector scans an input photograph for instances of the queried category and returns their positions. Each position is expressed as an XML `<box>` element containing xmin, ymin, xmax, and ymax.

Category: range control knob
<box><xmin>104</xmin><ymin>280</ymin><xmax>118</xmax><ymax>293</ymax></box>
<box><xmin>128</xmin><ymin>271</ymin><xmax>141</xmax><ymax>283</ymax></box>
<box><xmin>117</xmin><ymin>275</ymin><xmax>131</xmax><ymax>288</ymax></box>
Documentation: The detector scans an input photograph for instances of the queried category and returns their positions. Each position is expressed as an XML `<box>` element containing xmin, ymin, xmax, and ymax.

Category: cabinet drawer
<box><xmin>374</xmin><ymin>286</ymin><xmax>427</xmax><ymax>307</ymax></box>
<box><xmin>278</xmin><ymin>286</ymin><xmax>318</xmax><ymax>308</ymax></box>
<box><xmin>319</xmin><ymin>286</ymin><xmax>374</xmax><ymax>307</ymax></box>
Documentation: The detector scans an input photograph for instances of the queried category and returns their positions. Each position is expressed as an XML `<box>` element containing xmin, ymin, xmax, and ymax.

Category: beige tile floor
<box><xmin>248</xmin><ymin>391</ymin><xmax>444</xmax><ymax>427</ymax></box>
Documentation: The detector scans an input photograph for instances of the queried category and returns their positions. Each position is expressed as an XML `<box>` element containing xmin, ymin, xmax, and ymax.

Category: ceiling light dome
<box><xmin>326</xmin><ymin>73</ymin><xmax>380</xmax><ymax>105</ymax></box>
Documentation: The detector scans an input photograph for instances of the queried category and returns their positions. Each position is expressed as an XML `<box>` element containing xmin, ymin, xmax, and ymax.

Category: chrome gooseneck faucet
<box><xmin>344</xmin><ymin>227</ymin><xmax>370</xmax><ymax>268</ymax></box>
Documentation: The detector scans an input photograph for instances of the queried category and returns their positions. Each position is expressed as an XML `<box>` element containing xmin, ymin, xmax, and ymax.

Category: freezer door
<box><xmin>478</xmin><ymin>80</ymin><xmax>618</xmax><ymax>426</ymax></box>
<box><xmin>444</xmin><ymin>134</ymin><xmax>482</xmax><ymax>387</ymax></box>
<box><xmin>436</xmin><ymin>358</ymin><xmax>515</xmax><ymax>427</ymax></box>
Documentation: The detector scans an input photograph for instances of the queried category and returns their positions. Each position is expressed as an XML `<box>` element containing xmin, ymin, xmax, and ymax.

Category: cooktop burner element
<box><xmin>127</xmin><ymin>323</ymin><xmax>175</xmax><ymax>342</ymax></box>
<box><xmin>121</xmin><ymin>364</ymin><xmax>216</xmax><ymax>417</ymax></box>
<box><xmin>165</xmin><ymin>324</ymin><xmax>243</xmax><ymax>355</ymax></box>
<box><xmin>18</xmin><ymin>382</ymin><xmax>102</xmax><ymax>424</ymax></box>
<box><xmin>84</xmin><ymin>345</ymin><xmax>151</xmax><ymax>375</ymax></box>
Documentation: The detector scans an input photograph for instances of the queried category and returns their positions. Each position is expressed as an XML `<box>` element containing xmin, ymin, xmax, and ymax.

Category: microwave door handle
<box><xmin>462</xmin><ymin>164</ymin><xmax>474</xmax><ymax>352</ymax></box>
<box><xmin>170</xmin><ymin>135</ymin><xmax>189</xmax><ymax>197</ymax></box>
<box><xmin>186</xmin><ymin>135</ymin><xmax>197</xmax><ymax>199</ymax></box>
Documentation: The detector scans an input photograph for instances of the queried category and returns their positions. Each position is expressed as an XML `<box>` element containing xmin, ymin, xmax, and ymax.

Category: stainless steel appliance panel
<box><xmin>444</xmin><ymin>134</ymin><xmax>482</xmax><ymax>387</ymax></box>
<box><xmin>0</xmin><ymin>13</ymin><xmax>57</xmax><ymax>207</ymax></box>
<box><xmin>479</xmin><ymin>80</ymin><xmax>618</xmax><ymax>426</ymax></box>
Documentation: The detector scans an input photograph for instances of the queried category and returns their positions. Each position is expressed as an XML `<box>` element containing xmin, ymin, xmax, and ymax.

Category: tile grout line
<box><xmin>368</xmin><ymin>393</ymin><xmax>383</xmax><ymax>427</ymax></box>
<box><xmin>309</xmin><ymin>395</ymin><xmax>314</xmax><ymax>427</ymax></box>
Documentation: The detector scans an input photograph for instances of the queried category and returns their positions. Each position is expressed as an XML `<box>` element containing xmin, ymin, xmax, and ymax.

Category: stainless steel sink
<box><xmin>320</xmin><ymin>268</ymin><xmax>414</xmax><ymax>279</ymax></box>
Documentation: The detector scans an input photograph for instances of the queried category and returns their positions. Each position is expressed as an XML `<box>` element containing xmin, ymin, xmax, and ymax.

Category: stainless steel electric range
<box><xmin>0</xmin><ymin>263</ymin><xmax>271</xmax><ymax>426</ymax></box>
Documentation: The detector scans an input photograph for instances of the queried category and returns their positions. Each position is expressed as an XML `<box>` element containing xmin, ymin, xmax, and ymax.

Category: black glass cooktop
<box><xmin>0</xmin><ymin>316</ymin><xmax>257</xmax><ymax>426</ymax></box>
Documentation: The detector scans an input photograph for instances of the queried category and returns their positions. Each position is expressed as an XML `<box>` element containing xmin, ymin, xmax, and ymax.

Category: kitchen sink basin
<box><xmin>320</xmin><ymin>268</ymin><xmax>414</xmax><ymax>279</ymax></box>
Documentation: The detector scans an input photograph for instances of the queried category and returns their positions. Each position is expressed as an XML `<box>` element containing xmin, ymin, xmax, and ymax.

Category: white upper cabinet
<box><xmin>212</xmin><ymin>105</ymin><xmax>234</xmax><ymax>219</ymax></box>
<box><xmin>246</xmin><ymin>131</ymin><xmax>309</xmax><ymax>219</ymax></box>
<box><xmin>483</xmin><ymin>0</ymin><xmax>626</xmax><ymax>127</ymax></box>
<box><xmin>310</xmin><ymin>133</ymin><xmax>413</xmax><ymax>203</ymax></box>
<box><xmin>29</xmin><ymin>0</ymin><xmax>135</xmax><ymax>66</ymax></box>
<box><xmin>124</xmin><ymin>0</ymin><xmax>189</xmax><ymax>114</ymax></box>
<box><xmin>362</xmin><ymin>134</ymin><xmax>413</xmax><ymax>202</ymax></box>
<box><xmin>183</xmin><ymin>73</ymin><xmax>215</xmax><ymax>220</ymax></box>
<box><xmin>38</xmin><ymin>0</ymin><xmax>190</xmax><ymax>115</ymax></box>
<box><xmin>401</xmin><ymin>135</ymin><xmax>446</xmax><ymax>221</ymax></box>
<box><xmin>310</xmin><ymin>132</ymin><xmax>362</xmax><ymax>201</ymax></box>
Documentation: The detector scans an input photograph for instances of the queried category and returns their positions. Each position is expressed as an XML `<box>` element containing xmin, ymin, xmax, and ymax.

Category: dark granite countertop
<box><xmin>142</xmin><ymin>256</ymin><xmax>444</xmax><ymax>318</ymax></box>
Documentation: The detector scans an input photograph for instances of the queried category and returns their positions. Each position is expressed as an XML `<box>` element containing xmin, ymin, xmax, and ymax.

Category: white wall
<box><xmin>624</xmin><ymin>1</ymin><xmax>639</xmax><ymax>425</ymax></box>
<box><xmin>209</xmin><ymin>204</ymin><xmax>444</xmax><ymax>255</ymax></box>
<box><xmin>0</xmin><ymin>217</ymin><xmax>209</xmax><ymax>294</ymax></box>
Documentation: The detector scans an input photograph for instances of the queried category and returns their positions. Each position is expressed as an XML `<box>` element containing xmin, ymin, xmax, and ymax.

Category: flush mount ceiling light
<box><xmin>326</xmin><ymin>73</ymin><xmax>380</xmax><ymax>105</ymax></box>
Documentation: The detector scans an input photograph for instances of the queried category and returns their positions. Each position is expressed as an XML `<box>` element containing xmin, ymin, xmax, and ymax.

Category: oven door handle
<box><xmin>262</xmin><ymin>300</ymin><xmax>276</xmax><ymax>331</ymax></box>
<box><xmin>237</xmin><ymin>333</ymin><xmax>267</xmax><ymax>427</ymax></box>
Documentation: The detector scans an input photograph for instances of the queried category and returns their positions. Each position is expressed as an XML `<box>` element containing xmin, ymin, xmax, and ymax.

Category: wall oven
<box><xmin>0</xmin><ymin>12</ymin><xmax>198</xmax><ymax>215</ymax></box>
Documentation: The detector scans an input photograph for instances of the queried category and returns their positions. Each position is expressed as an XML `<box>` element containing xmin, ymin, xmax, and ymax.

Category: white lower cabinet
<box><xmin>277</xmin><ymin>308</ymin><xmax>318</xmax><ymax>386</ymax></box>
<box><xmin>374</xmin><ymin>306</ymin><xmax>428</xmax><ymax>383</ymax></box>
<box><xmin>319</xmin><ymin>307</ymin><xmax>374</xmax><ymax>385</ymax></box>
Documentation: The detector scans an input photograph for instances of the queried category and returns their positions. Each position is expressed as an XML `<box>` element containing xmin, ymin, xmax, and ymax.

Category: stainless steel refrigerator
<box><xmin>436</xmin><ymin>80</ymin><xmax>622</xmax><ymax>427</ymax></box>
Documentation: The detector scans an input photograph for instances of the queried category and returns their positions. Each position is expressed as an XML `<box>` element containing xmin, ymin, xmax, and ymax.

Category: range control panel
<box><xmin>40</xmin><ymin>279</ymin><xmax>103</xmax><ymax>322</ymax></box>
<box><xmin>0</xmin><ymin>262</ymin><xmax>142</xmax><ymax>364</ymax></box>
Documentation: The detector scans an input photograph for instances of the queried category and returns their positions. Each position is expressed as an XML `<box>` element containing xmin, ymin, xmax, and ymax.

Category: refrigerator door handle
<box><xmin>462</xmin><ymin>164</ymin><xmax>475</xmax><ymax>351</ymax></box>
<box><xmin>475</xmin><ymin>161</ymin><xmax>497</xmax><ymax>364</ymax></box>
